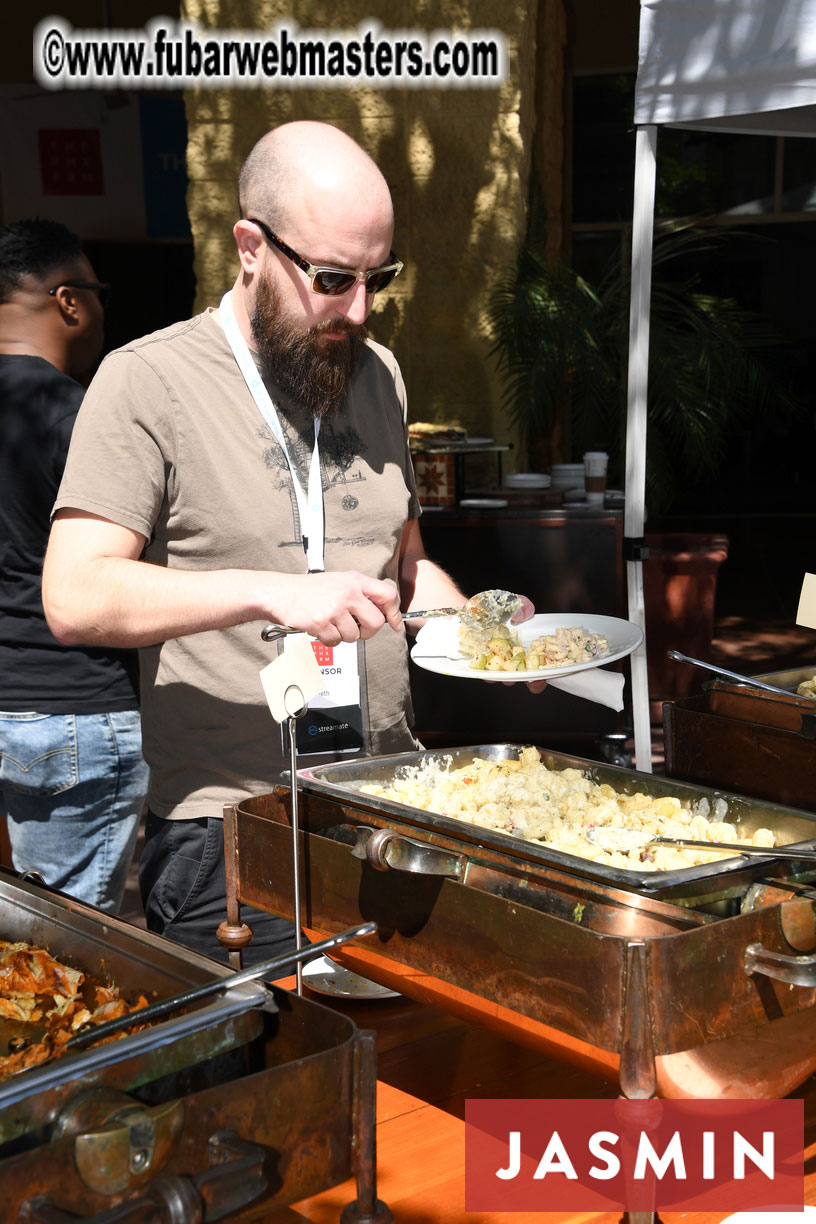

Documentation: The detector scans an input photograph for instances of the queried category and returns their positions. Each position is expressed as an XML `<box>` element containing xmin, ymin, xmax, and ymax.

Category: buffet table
<box><xmin>258</xmin><ymin>978</ymin><xmax>816</xmax><ymax>1224</ymax></box>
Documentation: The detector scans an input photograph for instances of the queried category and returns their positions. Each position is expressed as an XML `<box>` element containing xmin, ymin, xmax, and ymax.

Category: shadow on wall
<box><xmin>184</xmin><ymin>0</ymin><xmax>533</xmax><ymax>441</ymax></box>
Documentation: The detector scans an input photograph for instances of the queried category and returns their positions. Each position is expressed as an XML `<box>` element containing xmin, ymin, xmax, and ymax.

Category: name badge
<box><xmin>283</xmin><ymin>637</ymin><xmax>365</xmax><ymax>756</ymax></box>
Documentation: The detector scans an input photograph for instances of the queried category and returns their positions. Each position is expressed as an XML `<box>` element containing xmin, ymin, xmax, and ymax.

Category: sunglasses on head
<box><xmin>248</xmin><ymin>217</ymin><xmax>403</xmax><ymax>297</ymax></box>
<box><xmin>49</xmin><ymin>280</ymin><xmax>111</xmax><ymax>309</ymax></box>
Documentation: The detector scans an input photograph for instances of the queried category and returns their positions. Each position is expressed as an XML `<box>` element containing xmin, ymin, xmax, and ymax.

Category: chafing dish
<box><xmin>665</xmin><ymin>675</ymin><xmax>816</xmax><ymax>813</ymax></box>
<box><xmin>0</xmin><ymin>870</ymin><xmax>386</xmax><ymax>1223</ymax></box>
<box><xmin>222</xmin><ymin>744</ymin><xmax>816</xmax><ymax>1102</ymax></box>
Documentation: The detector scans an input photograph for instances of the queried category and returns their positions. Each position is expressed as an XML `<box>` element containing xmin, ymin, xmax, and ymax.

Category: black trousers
<box><xmin>139</xmin><ymin>811</ymin><xmax>302</xmax><ymax>967</ymax></box>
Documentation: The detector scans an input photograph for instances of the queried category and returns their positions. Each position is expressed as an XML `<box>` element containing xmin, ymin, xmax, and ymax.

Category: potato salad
<box><xmin>459</xmin><ymin>622</ymin><xmax>609</xmax><ymax>673</ymax></box>
<box><xmin>359</xmin><ymin>747</ymin><xmax>775</xmax><ymax>872</ymax></box>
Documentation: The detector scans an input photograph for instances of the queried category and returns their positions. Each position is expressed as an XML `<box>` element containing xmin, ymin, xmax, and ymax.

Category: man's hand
<box><xmin>44</xmin><ymin>509</ymin><xmax>405</xmax><ymax>650</ymax></box>
<box><xmin>274</xmin><ymin>571</ymin><xmax>403</xmax><ymax>646</ymax></box>
<box><xmin>507</xmin><ymin>594</ymin><xmax>548</xmax><ymax>693</ymax></box>
<box><xmin>510</xmin><ymin>594</ymin><xmax>535</xmax><ymax>626</ymax></box>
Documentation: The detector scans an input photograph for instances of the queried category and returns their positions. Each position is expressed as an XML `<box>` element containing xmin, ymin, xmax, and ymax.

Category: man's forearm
<box><xmin>401</xmin><ymin>556</ymin><xmax>466</xmax><ymax>614</ymax></box>
<box><xmin>43</xmin><ymin>552</ymin><xmax>291</xmax><ymax>648</ymax></box>
<box><xmin>43</xmin><ymin>516</ymin><xmax>405</xmax><ymax>649</ymax></box>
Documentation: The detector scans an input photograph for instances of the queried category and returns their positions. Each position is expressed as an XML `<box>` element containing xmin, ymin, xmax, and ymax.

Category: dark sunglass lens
<box><xmin>365</xmin><ymin>268</ymin><xmax>398</xmax><ymax>294</ymax></box>
<box><xmin>313</xmin><ymin>269</ymin><xmax>357</xmax><ymax>296</ymax></box>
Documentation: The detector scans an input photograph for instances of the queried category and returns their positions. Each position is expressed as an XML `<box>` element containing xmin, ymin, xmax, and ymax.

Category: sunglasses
<box><xmin>49</xmin><ymin>280</ymin><xmax>111</xmax><ymax>309</ymax></box>
<box><xmin>249</xmin><ymin>218</ymin><xmax>403</xmax><ymax>297</ymax></box>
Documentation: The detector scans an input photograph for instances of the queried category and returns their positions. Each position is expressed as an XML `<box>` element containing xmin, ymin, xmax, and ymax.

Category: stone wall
<box><xmin>183</xmin><ymin>0</ymin><xmax>542</xmax><ymax>450</ymax></box>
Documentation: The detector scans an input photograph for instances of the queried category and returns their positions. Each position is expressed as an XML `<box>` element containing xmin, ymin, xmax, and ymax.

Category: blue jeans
<box><xmin>0</xmin><ymin>710</ymin><xmax>148</xmax><ymax>913</ymax></box>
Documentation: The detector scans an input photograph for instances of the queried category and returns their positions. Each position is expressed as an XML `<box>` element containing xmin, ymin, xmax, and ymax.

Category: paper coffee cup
<box><xmin>584</xmin><ymin>451</ymin><xmax>608</xmax><ymax>503</ymax></box>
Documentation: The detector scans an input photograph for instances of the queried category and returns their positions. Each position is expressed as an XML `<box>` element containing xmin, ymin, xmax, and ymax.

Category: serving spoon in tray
<box><xmin>63</xmin><ymin>921</ymin><xmax>377</xmax><ymax>1053</ymax></box>
<box><xmin>584</xmin><ymin>825</ymin><xmax>816</xmax><ymax>859</ymax></box>
<box><xmin>667</xmin><ymin>649</ymin><xmax>800</xmax><ymax>699</ymax></box>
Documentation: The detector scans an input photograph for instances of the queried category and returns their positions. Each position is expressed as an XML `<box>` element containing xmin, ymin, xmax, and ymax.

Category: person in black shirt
<box><xmin>0</xmin><ymin>218</ymin><xmax>147</xmax><ymax>912</ymax></box>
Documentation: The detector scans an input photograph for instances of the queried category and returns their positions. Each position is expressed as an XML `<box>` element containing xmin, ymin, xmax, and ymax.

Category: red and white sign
<box><xmin>311</xmin><ymin>642</ymin><xmax>334</xmax><ymax>668</ymax></box>
<box><xmin>465</xmin><ymin>1098</ymin><xmax>804</xmax><ymax>1213</ymax></box>
<box><xmin>39</xmin><ymin>128</ymin><xmax>104</xmax><ymax>195</ymax></box>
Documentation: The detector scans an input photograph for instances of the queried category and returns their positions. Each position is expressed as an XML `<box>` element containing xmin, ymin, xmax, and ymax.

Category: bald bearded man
<box><xmin>41</xmin><ymin>122</ymin><xmax>473</xmax><ymax>963</ymax></box>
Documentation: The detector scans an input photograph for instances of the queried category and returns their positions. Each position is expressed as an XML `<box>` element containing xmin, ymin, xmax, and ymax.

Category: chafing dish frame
<box><xmin>221</xmin><ymin>744</ymin><xmax>816</xmax><ymax>1101</ymax></box>
<box><xmin>0</xmin><ymin>871</ymin><xmax>389</xmax><ymax>1224</ymax></box>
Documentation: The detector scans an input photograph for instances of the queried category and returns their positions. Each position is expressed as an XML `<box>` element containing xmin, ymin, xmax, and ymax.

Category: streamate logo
<box><xmin>464</xmin><ymin>1099</ymin><xmax>804</xmax><ymax>1213</ymax></box>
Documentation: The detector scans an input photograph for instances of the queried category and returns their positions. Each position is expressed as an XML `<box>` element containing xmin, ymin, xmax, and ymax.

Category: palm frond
<box><xmin>487</xmin><ymin>227</ymin><xmax>801</xmax><ymax>515</ymax></box>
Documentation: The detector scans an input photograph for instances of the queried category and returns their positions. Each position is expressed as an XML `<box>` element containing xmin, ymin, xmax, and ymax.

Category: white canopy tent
<box><xmin>625</xmin><ymin>0</ymin><xmax>816</xmax><ymax>770</ymax></box>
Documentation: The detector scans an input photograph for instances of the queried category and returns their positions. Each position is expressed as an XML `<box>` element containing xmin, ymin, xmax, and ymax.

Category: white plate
<box><xmin>410</xmin><ymin>612</ymin><xmax>643</xmax><ymax>683</ymax></box>
<box><xmin>503</xmin><ymin>473</ymin><xmax>551</xmax><ymax>489</ymax></box>
<box><xmin>459</xmin><ymin>498</ymin><xmax>509</xmax><ymax>508</ymax></box>
<box><xmin>464</xmin><ymin>436</ymin><xmax>494</xmax><ymax>446</ymax></box>
<box><xmin>301</xmin><ymin>956</ymin><xmax>400</xmax><ymax>1000</ymax></box>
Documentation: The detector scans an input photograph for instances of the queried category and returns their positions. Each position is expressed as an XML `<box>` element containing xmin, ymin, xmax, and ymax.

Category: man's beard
<box><xmin>250</xmin><ymin>273</ymin><xmax>367</xmax><ymax>418</ymax></box>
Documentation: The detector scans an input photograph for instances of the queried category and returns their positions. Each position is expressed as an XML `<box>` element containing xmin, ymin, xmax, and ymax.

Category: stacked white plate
<box><xmin>503</xmin><ymin>472</ymin><xmax>551</xmax><ymax>490</ymax></box>
<box><xmin>550</xmin><ymin>463</ymin><xmax>585</xmax><ymax>491</ymax></box>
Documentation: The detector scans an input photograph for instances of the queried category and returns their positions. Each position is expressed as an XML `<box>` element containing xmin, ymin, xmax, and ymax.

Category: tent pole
<box><xmin>625</xmin><ymin>125</ymin><xmax>658</xmax><ymax>771</ymax></box>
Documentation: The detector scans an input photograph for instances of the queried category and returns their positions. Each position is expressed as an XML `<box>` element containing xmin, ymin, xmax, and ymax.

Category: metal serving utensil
<box><xmin>405</xmin><ymin>589</ymin><xmax>522</xmax><ymax>628</ymax></box>
<box><xmin>584</xmin><ymin>825</ymin><xmax>816</xmax><ymax>859</ymax></box>
<box><xmin>64</xmin><ymin>921</ymin><xmax>377</xmax><ymax>1053</ymax></box>
<box><xmin>667</xmin><ymin>649</ymin><xmax>799</xmax><ymax>699</ymax></box>
<box><xmin>261</xmin><ymin>589</ymin><xmax>522</xmax><ymax>641</ymax></box>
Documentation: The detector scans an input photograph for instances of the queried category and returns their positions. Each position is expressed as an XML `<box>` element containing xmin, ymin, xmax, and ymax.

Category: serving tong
<box><xmin>261</xmin><ymin>588</ymin><xmax>522</xmax><ymax>642</ymax></box>
<box><xmin>64</xmin><ymin>921</ymin><xmax>377</xmax><ymax>1053</ymax></box>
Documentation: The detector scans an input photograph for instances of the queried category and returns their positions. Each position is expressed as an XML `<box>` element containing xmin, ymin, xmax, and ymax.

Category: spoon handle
<box><xmin>653</xmin><ymin>835</ymin><xmax>816</xmax><ymax>860</ymax></box>
<box><xmin>402</xmin><ymin>608</ymin><xmax>461</xmax><ymax>621</ymax></box>
<box><xmin>667</xmin><ymin>650</ymin><xmax>797</xmax><ymax>699</ymax></box>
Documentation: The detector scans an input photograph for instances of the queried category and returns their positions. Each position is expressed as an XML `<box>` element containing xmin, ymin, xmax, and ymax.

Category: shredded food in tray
<box><xmin>797</xmin><ymin>675</ymin><xmax>816</xmax><ymax>699</ymax></box>
<box><xmin>359</xmin><ymin>747</ymin><xmax>776</xmax><ymax>872</ymax></box>
<box><xmin>459</xmin><ymin>622</ymin><xmax>608</xmax><ymax>672</ymax></box>
<box><xmin>0</xmin><ymin>940</ymin><xmax>150</xmax><ymax>1080</ymax></box>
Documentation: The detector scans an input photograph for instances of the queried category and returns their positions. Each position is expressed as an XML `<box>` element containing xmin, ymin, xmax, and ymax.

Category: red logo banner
<box><xmin>465</xmin><ymin>1098</ymin><xmax>804</xmax><ymax>1213</ymax></box>
<box><xmin>311</xmin><ymin>642</ymin><xmax>334</xmax><ymax>667</ymax></box>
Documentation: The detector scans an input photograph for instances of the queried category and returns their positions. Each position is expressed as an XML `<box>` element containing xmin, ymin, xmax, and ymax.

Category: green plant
<box><xmin>488</xmin><ymin>224</ymin><xmax>800</xmax><ymax>516</ymax></box>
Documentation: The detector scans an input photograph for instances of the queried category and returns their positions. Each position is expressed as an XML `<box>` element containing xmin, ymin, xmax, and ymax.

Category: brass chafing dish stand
<box><xmin>221</xmin><ymin>744</ymin><xmax>816</xmax><ymax>1108</ymax></box>
<box><xmin>0</xmin><ymin>869</ymin><xmax>386</xmax><ymax>1223</ymax></box>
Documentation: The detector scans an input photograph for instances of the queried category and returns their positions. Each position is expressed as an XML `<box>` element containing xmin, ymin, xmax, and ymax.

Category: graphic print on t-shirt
<box><xmin>258</xmin><ymin>410</ymin><xmax>374</xmax><ymax>552</ymax></box>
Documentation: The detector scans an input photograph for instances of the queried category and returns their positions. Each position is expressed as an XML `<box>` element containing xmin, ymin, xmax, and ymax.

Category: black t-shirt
<box><xmin>0</xmin><ymin>354</ymin><xmax>138</xmax><ymax>712</ymax></box>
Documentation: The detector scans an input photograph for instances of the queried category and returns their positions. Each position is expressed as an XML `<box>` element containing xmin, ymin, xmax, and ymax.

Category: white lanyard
<box><xmin>219</xmin><ymin>290</ymin><xmax>325</xmax><ymax>572</ymax></box>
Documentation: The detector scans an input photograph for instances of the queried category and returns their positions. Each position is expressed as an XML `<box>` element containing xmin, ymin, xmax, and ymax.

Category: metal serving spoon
<box><xmin>667</xmin><ymin>650</ymin><xmax>799</xmax><ymax>699</ymax></box>
<box><xmin>261</xmin><ymin>589</ymin><xmax>522</xmax><ymax>642</ymax></box>
<box><xmin>64</xmin><ymin>921</ymin><xmax>377</xmax><ymax>1052</ymax></box>
<box><xmin>584</xmin><ymin>825</ymin><xmax>816</xmax><ymax>859</ymax></box>
<box><xmin>404</xmin><ymin>589</ymin><xmax>522</xmax><ymax>628</ymax></box>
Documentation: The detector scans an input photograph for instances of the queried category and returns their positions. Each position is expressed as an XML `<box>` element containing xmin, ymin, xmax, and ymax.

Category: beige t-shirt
<box><xmin>55</xmin><ymin>308</ymin><xmax>421</xmax><ymax>818</ymax></box>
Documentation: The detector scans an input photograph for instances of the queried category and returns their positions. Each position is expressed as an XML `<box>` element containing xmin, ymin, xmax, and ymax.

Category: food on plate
<box><xmin>359</xmin><ymin>746</ymin><xmax>775</xmax><ymax>873</ymax></box>
<box><xmin>0</xmin><ymin>940</ymin><xmax>149</xmax><ymax>1079</ymax></box>
<box><xmin>408</xmin><ymin>421</ymin><xmax>467</xmax><ymax>446</ymax></box>
<box><xmin>796</xmin><ymin>675</ymin><xmax>816</xmax><ymax>699</ymax></box>
<box><xmin>460</xmin><ymin>619</ymin><xmax>609</xmax><ymax>672</ymax></box>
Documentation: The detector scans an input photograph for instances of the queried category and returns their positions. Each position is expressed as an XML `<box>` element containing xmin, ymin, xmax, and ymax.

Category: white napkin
<box><xmin>547</xmin><ymin>668</ymin><xmax>625</xmax><ymax>711</ymax></box>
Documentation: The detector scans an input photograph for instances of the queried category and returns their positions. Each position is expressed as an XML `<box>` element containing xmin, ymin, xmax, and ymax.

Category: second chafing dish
<box><xmin>0</xmin><ymin>871</ymin><xmax>384</xmax><ymax>1223</ymax></box>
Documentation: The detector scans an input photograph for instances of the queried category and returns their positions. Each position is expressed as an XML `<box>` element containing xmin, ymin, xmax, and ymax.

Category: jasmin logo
<box><xmin>465</xmin><ymin>1099</ymin><xmax>804</xmax><ymax>1212</ymax></box>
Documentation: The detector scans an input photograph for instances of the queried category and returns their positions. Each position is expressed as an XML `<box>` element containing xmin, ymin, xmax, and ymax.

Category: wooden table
<box><xmin>257</xmin><ymin>980</ymin><xmax>816</xmax><ymax>1224</ymax></box>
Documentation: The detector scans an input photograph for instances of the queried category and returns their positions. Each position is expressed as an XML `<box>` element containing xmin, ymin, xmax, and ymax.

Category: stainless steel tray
<box><xmin>0</xmin><ymin>871</ymin><xmax>268</xmax><ymax>1135</ymax></box>
<box><xmin>298</xmin><ymin>743</ymin><xmax>816</xmax><ymax>899</ymax></box>
<box><xmin>754</xmin><ymin>664</ymin><xmax>816</xmax><ymax>697</ymax></box>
